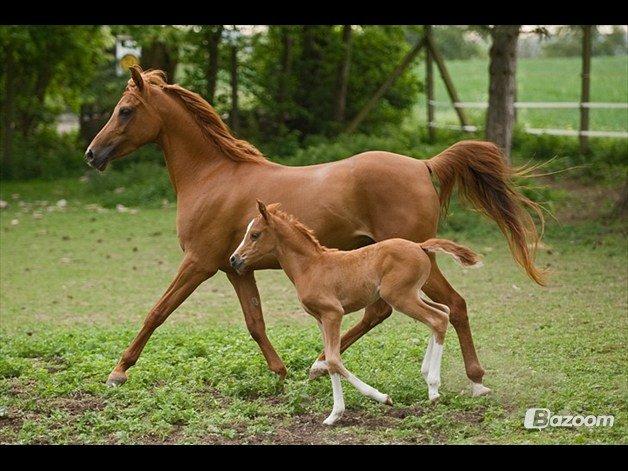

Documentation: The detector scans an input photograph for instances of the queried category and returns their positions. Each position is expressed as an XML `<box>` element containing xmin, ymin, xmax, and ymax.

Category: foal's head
<box><xmin>85</xmin><ymin>66</ymin><xmax>166</xmax><ymax>171</ymax></box>
<box><xmin>229</xmin><ymin>201</ymin><xmax>282</xmax><ymax>274</ymax></box>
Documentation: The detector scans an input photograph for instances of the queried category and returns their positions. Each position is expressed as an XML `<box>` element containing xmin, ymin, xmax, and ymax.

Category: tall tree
<box><xmin>123</xmin><ymin>26</ymin><xmax>184</xmax><ymax>82</ymax></box>
<box><xmin>276</xmin><ymin>26</ymin><xmax>295</xmax><ymax>129</ymax></box>
<box><xmin>485</xmin><ymin>25</ymin><xmax>520</xmax><ymax>161</ymax></box>
<box><xmin>333</xmin><ymin>25</ymin><xmax>353</xmax><ymax>123</ymax></box>
<box><xmin>204</xmin><ymin>25</ymin><xmax>224</xmax><ymax>102</ymax></box>
<box><xmin>227</xmin><ymin>27</ymin><xmax>240</xmax><ymax>134</ymax></box>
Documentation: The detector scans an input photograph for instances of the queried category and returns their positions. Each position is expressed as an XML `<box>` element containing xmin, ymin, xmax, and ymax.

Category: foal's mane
<box><xmin>269</xmin><ymin>207</ymin><xmax>336</xmax><ymax>254</ymax></box>
<box><xmin>131</xmin><ymin>69</ymin><xmax>267</xmax><ymax>163</ymax></box>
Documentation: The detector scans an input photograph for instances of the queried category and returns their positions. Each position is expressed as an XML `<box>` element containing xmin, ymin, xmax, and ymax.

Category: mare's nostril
<box><xmin>229</xmin><ymin>255</ymin><xmax>237</xmax><ymax>265</ymax></box>
<box><xmin>85</xmin><ymin>149</ymin><xmax>94</xmax><ymax>161</ymax></box>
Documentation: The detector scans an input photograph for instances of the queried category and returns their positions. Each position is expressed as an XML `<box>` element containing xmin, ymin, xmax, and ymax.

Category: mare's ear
<box><xmin>257</xmin><ymin>200</ymin><xmax>269</xmax><ymax>221</ymax></box>
<box><xmin>130</xmin><ymin>65</ymin><xmax>144</xmax><ymax>91</ymax></box>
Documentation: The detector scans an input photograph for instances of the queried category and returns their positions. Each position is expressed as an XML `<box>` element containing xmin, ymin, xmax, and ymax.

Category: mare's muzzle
<box><xmin>84</xmin><ymin>144</ymin><xmax>117</xmax><ymax>172</ymax></box>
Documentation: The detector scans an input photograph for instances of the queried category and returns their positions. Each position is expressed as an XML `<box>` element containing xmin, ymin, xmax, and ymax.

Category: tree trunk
<box><xmin>277</xmin><ymin>26</ymin><xmax>294</xmax><ymax>128</ymax></box>
<box><xmin>579</xmin><ymin>25</ymin><xmax>592</xmax><ymax>155</ymax></box>
<box><xmin>205</xmin><ymin>26</ymin><xmax>224</xmax><ymax>103</ymax></box>
<box><xmin>229</xmin><ymin>44</ymin><xmax>239</xmax><ymax>134</ymax></box>
<box><xmin>333</xmin><ymin>25</ymin><xmax>352</xmax><ymax>123</ymax></box>
<box><xmin>485</xmin><ymin>25</ymin><xmax>520</xmax><ymax>161</ymax></box>
<box><xmin>142</xmin><ymin>40</ymin><xmax>178</xmax><ymax>82</ymax></box>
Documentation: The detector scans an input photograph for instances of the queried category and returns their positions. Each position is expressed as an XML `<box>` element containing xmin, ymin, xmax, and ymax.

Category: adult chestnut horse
<box><xmin>85</xmin><ymin>66</ymin><xmax>544</xmax><ymax>395</ymax></box>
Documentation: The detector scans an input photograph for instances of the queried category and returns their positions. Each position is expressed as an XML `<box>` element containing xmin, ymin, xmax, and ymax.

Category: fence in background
<box><xmin>428</xmin><ymin>100</ymin><xmax>628</xmax><ymax>139</ymax></box>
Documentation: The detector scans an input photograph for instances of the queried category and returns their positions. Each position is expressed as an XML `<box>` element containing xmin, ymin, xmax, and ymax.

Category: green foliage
<box><xmin>432</xmin><ymin>26</ymin><xmax>486</xmax><ymax>60</ymax></box>
<box><xmin>0</xmin><ymin>26</ymin><xmax>112</xmax><ymax>179</ymax></box>
<box><xmin>513</xmin><ymin>129</ymin><xmax>628</xmax><ymax>184</ymax></box>
<box><xmin>84</xmin><ymin>160</ymin><xmax>174</xmax><ymax>208</ymax></box>
<box><xmin>542</xmin><ymin>26</ymin><xmax>628</xmax><ymax>58</ymax></box>
<box><xmin>244</xmin><ymin>26</ymin><xmax>421</xmax><ymax>140</ymax></box>
<box><xmin>3</xmin><ymin>129</ymin><xmax>85</xmax><ymax>181</ymax></box>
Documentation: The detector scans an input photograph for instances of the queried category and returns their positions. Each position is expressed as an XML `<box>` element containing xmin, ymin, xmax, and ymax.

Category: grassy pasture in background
<box><xmin>0</xmin><ymin>182</ymin><xmax>626</xmax><ymax>444</ymax></box>
<box><xmin>413</xmin><ymin>55</ymin><xmax>628</xmax><ymax>132</ymax></box>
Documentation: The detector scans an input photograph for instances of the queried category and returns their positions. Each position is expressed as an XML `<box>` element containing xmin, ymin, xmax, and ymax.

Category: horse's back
<box><xmin>337</xmin><ymin>151</ymin><xmax>441</xmax><ymax>242</ymax></box>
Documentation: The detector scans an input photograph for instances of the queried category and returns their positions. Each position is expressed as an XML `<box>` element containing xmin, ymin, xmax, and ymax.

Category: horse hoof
<box><xmin>308</xmin><ymin>360</ymin><xmax>328</xmax><ymax>380</ymax></box>
<box><xmin>271</xmin><ymin>365</ymin><xmax>287</xmax><ymax>381</ymax></box>
<box><xmin>471</xmin><ymin>382</ymin><xmax>491</xmax><ymax>397</ymax></box>
<box><xmin>384</xmin><ymin>395</ymin><xmax>393</xmax><ymax>406</ymax></box>
<box><xmin>106</xmin><ymin>371</ymin><xmax>127</xmax><ymax>388</ymax></box>
<box><xmin>323</xmin><ymin>411</ymin><xmax>343</xmax><ymax>426</ymax></box>
<box><xmin>429</xmin><ymin>393</ymin><xmax>440</xmax><ymax>403</ymax></box>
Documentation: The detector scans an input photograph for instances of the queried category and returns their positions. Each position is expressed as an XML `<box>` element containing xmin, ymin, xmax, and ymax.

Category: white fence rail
<box><xmin>427</xmin><ymin>100</ymin><xmax>628</xmax><ymax>138</ymax></box>
<box><xmin>429</xmin><ymin>100</ymin><xmax>628</xmax><ymax>110</ymax></box>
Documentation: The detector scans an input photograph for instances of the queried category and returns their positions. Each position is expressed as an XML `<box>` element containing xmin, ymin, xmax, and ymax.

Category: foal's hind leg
<box><xmin>419</xmin><ymin>293</ymin><xmax>450</xmax><ymax>381</ymax></box>
<box><xmin>382</xmin><ymin>288</ymin><xmax>449</xmax><ymax>402</ymax></box>
<box><xmin>422</xmin><ymin>260</ymin><xmax>491</xmax><ymax>397</ymax></box>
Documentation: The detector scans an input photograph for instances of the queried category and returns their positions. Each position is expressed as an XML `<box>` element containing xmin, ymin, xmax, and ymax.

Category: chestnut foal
<box><xmin>230</xmin><ymin>201</ymin><xmax>482</xmax><ymax>425</ymax></box>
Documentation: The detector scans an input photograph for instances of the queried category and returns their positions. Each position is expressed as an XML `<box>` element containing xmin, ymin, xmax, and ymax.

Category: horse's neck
<box><xmin>156</xmin><ymin>105</ymin><xmax>236</xmax><ymax>196</ymax></box>
<box><xmin>274</xmin><ymin>226</ymin><xmax>322</xmax><ymax>281</ymax></box>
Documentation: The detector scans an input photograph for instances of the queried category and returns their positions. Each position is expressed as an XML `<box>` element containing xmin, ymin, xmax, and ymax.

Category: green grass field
<box><xmin>1</xmin><ymin>182</ymin><xmax>626</xmax><ymax>444</ymax></box>
<box><xmin>413</xmin><ymin>55</ymin><xmax>628</xmax><ymax>132</ymax></box>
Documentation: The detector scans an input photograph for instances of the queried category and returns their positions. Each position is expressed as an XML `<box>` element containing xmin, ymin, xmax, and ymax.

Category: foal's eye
<box><xmin>119</xmin><ymin>107</ymin><xmax>133</xmax><ymax>118</ymax></box>
<box><xmin>251</xmin><ymin>232</ymin><xmax>260</xmax><ymax>240</ymax></box>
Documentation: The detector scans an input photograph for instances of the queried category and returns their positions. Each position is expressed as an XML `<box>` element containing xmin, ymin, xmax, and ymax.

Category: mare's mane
<box><xmin>128</xmin><ymin>69</ymin><xmax>267</xmax><ymax>163</ymax></box>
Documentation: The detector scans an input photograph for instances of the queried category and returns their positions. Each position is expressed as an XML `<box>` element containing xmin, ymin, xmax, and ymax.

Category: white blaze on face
<box><xmin>233</xmin><ymin>219</ymin><xmax>255</xmax><ymax>257</ymax></box>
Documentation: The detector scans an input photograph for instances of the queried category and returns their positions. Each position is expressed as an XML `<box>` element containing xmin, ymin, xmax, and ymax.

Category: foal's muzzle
<box><xmin>230</xmin><ymin>254</ymin><xmax>246</xmax><ymax>273</ymax></box>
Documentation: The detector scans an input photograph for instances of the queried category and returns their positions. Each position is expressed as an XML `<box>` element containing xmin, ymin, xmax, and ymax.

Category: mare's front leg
<box><xmin>106</xmin><ymin>255</ymin><xmax>213</xmax><ymax>387</ymax></box>
<box><xmin>226</xmin><ymin>271</ymin><xmax>287</xmax><ymax>379</ymax></box>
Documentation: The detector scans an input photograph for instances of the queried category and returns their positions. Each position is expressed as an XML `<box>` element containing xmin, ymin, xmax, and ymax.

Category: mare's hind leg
<box><xmin>422</xmin><ymin>258</ymin><xmax>491</xmax><ymax>397</ymax></box>
<box><xmin>309</xmin><ymin>298</ymin><xmax>392</xmax><ymax>380</ymax></box>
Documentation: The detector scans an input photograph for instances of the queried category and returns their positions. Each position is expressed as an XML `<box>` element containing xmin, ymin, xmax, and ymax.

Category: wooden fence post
<box><xmin>580</xmin><ymin>25</ymin><xmax>592</xmax><ymax>155</ymax></box>
<box><xmin>425</xmin><ymin>26</ymin><xmax>435</xmax><ymax>142</ymax></box>
<box><xmin>425</xmin><ymin>31</ymin><xmax>470</xmax><ymax>130</ymax></box>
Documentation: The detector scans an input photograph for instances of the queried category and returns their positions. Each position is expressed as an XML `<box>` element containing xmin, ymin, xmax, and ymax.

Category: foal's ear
<box><xmin>257</xmin><ymin>200</ymin><xmax>269</xmax><ymax>221</ymax></box>
<box><xmin>130</xmin><ymin>65</ymin><xmax>144</xmax><ymax>91</ymax></box>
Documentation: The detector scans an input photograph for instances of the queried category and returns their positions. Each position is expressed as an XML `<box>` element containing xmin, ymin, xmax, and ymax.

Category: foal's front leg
<box><xmin>319</xmin><ymin>312</ymin><xmax>392</xmax><ymax>426</ymax></box>
<box><xmin>107</xmin><ymin>256</ymin><xmax>212</xmax><ymax>387</ymax></box>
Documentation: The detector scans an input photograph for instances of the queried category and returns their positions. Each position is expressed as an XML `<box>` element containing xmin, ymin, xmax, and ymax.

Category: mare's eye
<box><xmin>119</xmin><ymin>107</ymin><xmax>133</xmax><ymax>117</ymax></box>
<box><xmin>251</xmin><ymin>232</ymin><xmax>260</xmax><ymax>240</ymax></box>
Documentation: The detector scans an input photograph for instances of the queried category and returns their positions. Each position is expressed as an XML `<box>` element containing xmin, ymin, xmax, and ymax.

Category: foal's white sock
<box><xmin>323</xmin><ymin>373</ymin><xmax>345</xmax><ymax>426</ymax></box>
<box><xmin>427</xmin><ymin>338</ymin><xmax>443</xmax><ymax>402</ymax></box>
<box><xmin>345</xmin><ymin>371</ymin><xmax>392</xmax><ymax>405</ymax></box>
<box><xmin>421</xmin><ymin>335</ymin><xmax>434</xmax><ymax>380</ymax></box>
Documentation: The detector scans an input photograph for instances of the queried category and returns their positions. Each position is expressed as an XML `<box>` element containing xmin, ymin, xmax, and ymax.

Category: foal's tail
<box><xmin>420</xmin><ymin>238</ymin><xmax>482</xmax><ymax>268</ymax></box>
<box><xmin>425</xmin><ymin>140</ymin><xmax>546</xmax><ymax>285</ymax></box>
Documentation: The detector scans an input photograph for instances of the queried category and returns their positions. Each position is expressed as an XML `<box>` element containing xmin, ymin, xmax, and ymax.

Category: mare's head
<box><xmin>229</xmin><ymin>201</ymin><xmax>282</xmax><ymax>274</ymax></box>
<box><xmin>85</xmin><ymin>66</ymin><xmax>166</xmax><ymax>171</ymax></box>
